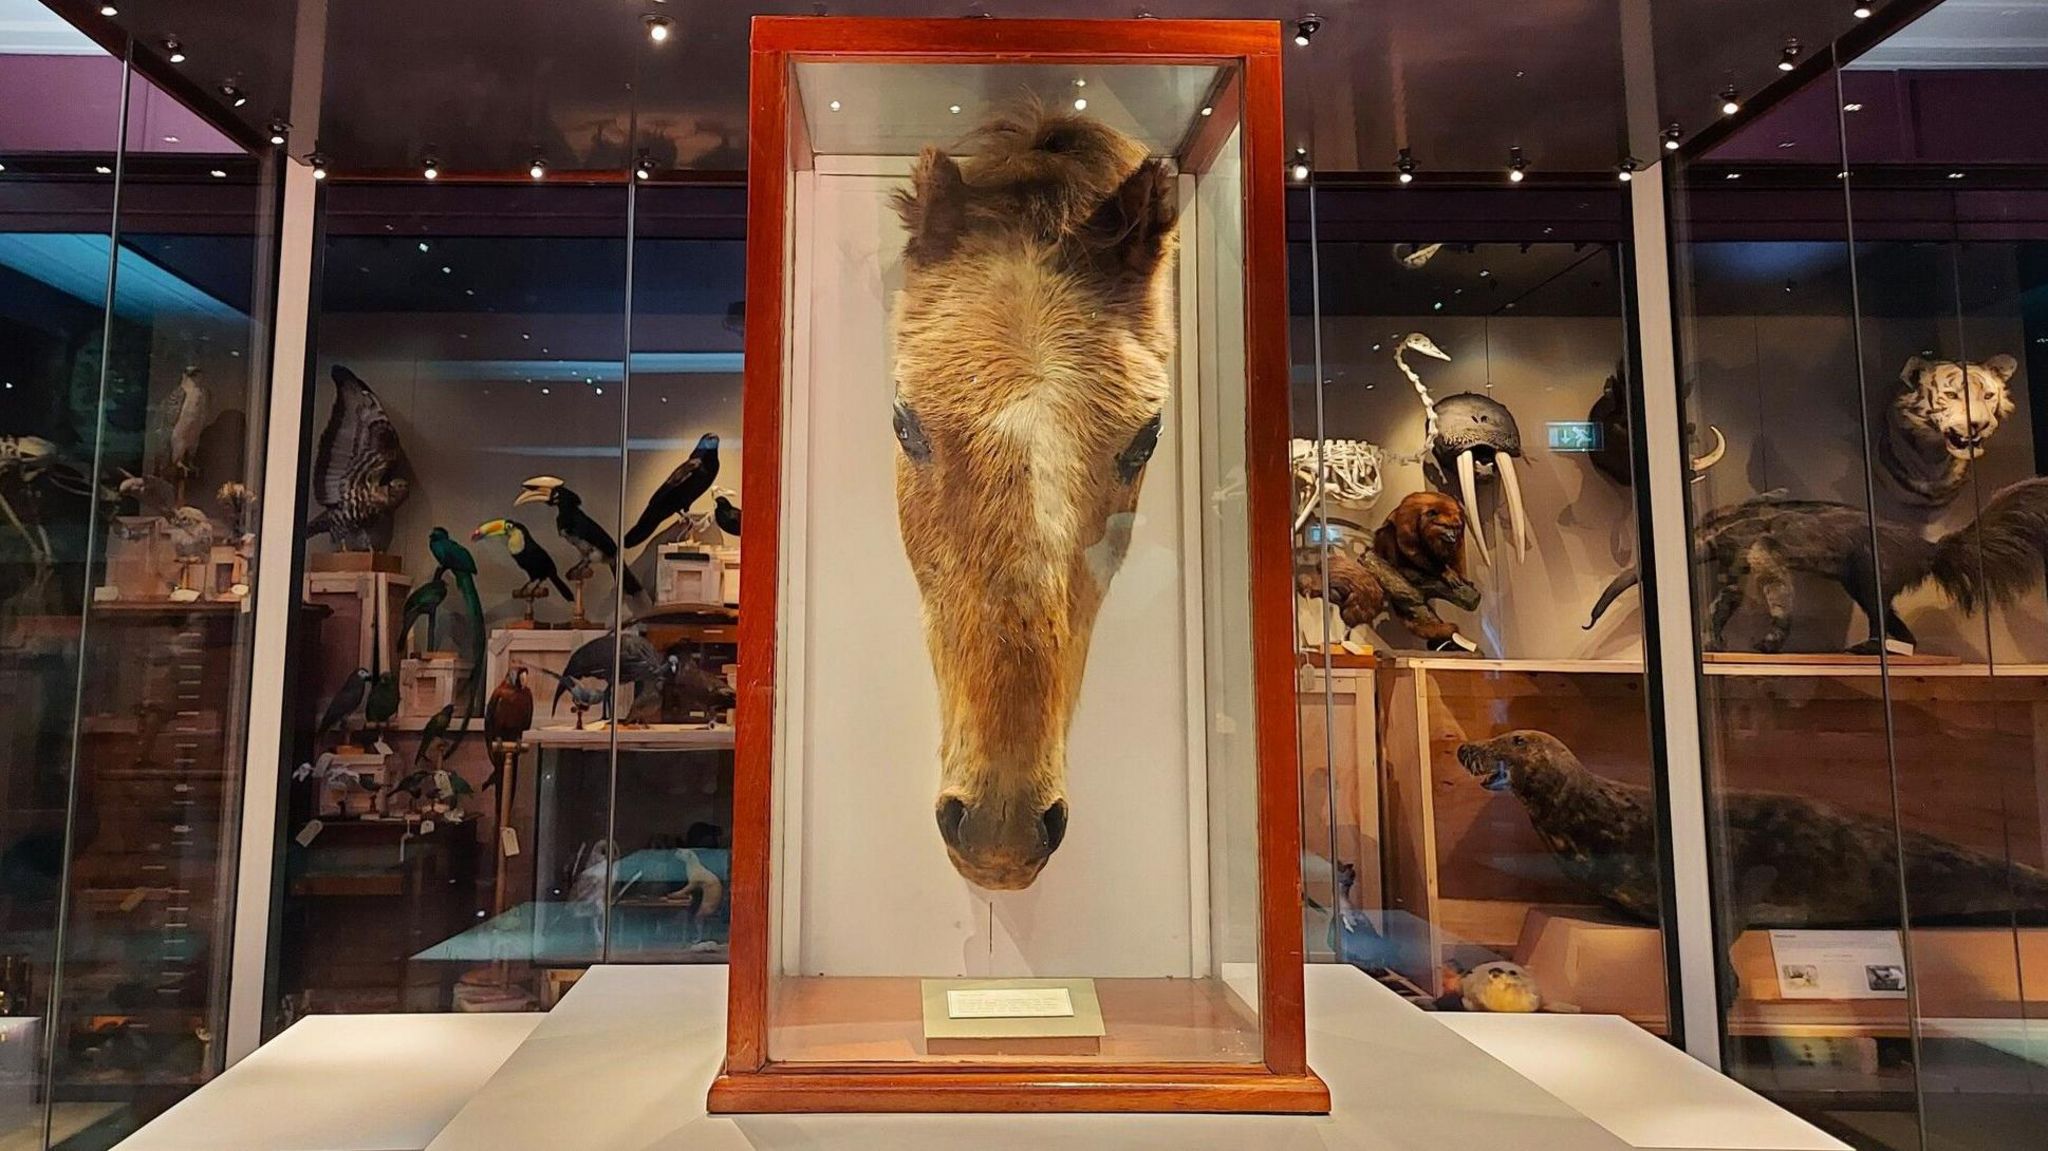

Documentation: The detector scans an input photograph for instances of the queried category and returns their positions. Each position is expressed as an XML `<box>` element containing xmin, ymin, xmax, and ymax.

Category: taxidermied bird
<box><xmin>156</xmin><ymin>366</ymin><xmax>208</xmax><ymax>479</ymax></box>
<box><xmin>117</xmin><ymin>473</ymin><xmax>176</xmax><ymax>520</ymax></box>
<box><xmin>428</xmin><ymin>527</ymin><xmax>486</xmax><ymax>709</ymax></box>
<box><xmin>414</xmin><ymin>703</ymin><xmax>456</xmax><ymax>767</ymax></box>
<box><xmin>552</xmin><ymin>630</ymin><xmax>661</xmax><ymax>719</ymax></box>
<box><xmin>482</xmin><ymin>666</ymin><xmax>534</xmax><ymax>793</ymax></box>
<box><xmin>713</xmin><ymin>491</ymin><xmax>740</xmax><ymax>537</ymax></box>
<box><xmin>529</xmin><ymin>665</ymin><xmax>609</xmax><ymax>728</ymax></box>
<box><xmin>316</xmin><ymin>668</ymin><xmax>372</xmax><ymax>738</ymax></box>
<box><xmin>166</xmin><ymin>506</ymin><xmax>214</xmax><ymax>565</ymax></box>
<box><xmin>623</xmin><ymin>433</ymin><xmax>720</xmax><ymax>548</ymax></box>
<box><xmin>307</xmin><ymin>365</ymin><xmax>410</xmax><ymax>550</ymax></box>
<box><xmin>400</xmin><ymin>571</ymin><xmax>448</xmax><ymax>653</ymax></box>
<box><xmin>214</xmin><ymin>481</ymin><xmax>257</xmax><ymax>547</ymax></box>
<box><xmin>515</xmin><ymin>477</ymin><xmax>640</xmax><ymax>596</ymax></box>
<box><xmin>364</xmin><ymin>671</ymin><xmax>399</xmax><ymax>734</ymax></box>
<box><xmin>472</xmin><ymin>519</ymin><xmax>572</xmax><ymax>600</ymax></box>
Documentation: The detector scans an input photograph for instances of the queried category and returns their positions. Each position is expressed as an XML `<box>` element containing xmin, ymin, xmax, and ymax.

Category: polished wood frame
<box><xmin>716</xmin><ymin>16</ymin><xmax>1323</xmax><ymax>1114</ymax></box>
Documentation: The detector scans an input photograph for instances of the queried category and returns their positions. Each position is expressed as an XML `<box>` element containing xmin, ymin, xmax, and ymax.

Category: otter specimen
<box><xmin>1585</xmin><ymin>477</ymin><xmax>2048</xmax><ymax>653</ymax></box>
<box><xmin>1457</xmin><ymin>730</ymin><xmax>2048</xmax><ymax>929</ymax></box>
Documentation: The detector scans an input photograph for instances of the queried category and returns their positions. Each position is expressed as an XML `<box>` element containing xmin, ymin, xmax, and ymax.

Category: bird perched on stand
<box><xmin>155</xmin><ymin>366</ymin><xmax>208</xmax><ymax>483</ymax></box>
<box><xmin>307</xmin><ymin>365</ymin><xmax>410</xmax><ymax>550</ymax></box>
<box><xmin>624</xmin><ymin>433</ymin><xmax>720</xmax><ymax>548</ymax></box>
<box><xmin>316</xmin><ymin>668</ymin><xmax>372</xmax><ymax>743</ymax></box>
<box><xmin>472</xmin><ymin>519</ymin><xmax>572</xmax><ymax>600</ymax></box>
<box><xmin>413</xmin><ymin>703</ymin><xmax>456</xmax><ymax>768</ymax></box>
<box><xmin>483</xmin><ymin>666</ymin><xmax>534</xmax><ymax>793</ymax></box>
<box><xmin>428</xmin><ymin>527</ymin><xmax>486</xmax><ymax>711</ymax></box>
<box><xmin>713</xmin><ymin>490</ymin><xmax>741</xmax><ymax>537</ymax></box>
<box><xmin>400</xmin><ymin>571</ymin><xmax>449</xmax><ymax>654</ymax></box>
<box><xmin>214</xmin><ymin>482</ymin><xmax>257</xmax><ymax>549</ymax></box>
<box><xmin>552</xmin><ymin>630</ymin><xmax>662</xmax><ymax>722</ymax></box>
<box><xmin>515</xmin><ymin>477</ymin><xmax>640</xmax><ymax>596</ymax></box>
<box><xmin>364</xmin><ymin>610</ymin><xmax>399</xmax><ymax>739</ymax></box>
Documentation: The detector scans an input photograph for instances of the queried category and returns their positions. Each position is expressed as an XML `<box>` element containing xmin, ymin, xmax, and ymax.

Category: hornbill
<box><xmin>472</xmin><ymin>519</ymin><xmax>572</xmax><ymax>600</ymax></box>
<box><xmin>515</xmin><ymin>477</ymin><xmax>641</xmax><ymax>596</ymax></box>
<box><xmin>623</xmin><ymin>433</ymin><xmax>720</xmax><ymax>548</ymax></box>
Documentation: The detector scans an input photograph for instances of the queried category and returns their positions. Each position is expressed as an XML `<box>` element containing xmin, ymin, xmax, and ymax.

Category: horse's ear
<box><xmin>895</xmin><ymin>148</ymin><xmax>967</xmax><ymax>266</ymax></box>
<box><xmin>1077</xmin><ymin>159</ymin><xmax>1180</xmax><ymax>281</ymax></box>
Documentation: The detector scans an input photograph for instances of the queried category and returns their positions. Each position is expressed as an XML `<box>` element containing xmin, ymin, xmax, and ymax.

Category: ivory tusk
<box><xmin>1456</xmin><ymin>449</ymin><xmax>1491</xmax><ymax>564</ymax></box>
<box><xmin>1497</xmin><ymin>452</ymin><xmax>1530</xmax><ymax>561</ymax></box>
<box><xmin>1690</xmin><ymin>425</ymin><xmax>1727</xmax><ymax>475</ymax></box>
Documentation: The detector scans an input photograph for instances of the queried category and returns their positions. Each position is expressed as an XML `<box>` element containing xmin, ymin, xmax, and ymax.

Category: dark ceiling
<box><xmin>45</xmin><ymin>0</ymin><xmax>1889</xmax><ymax>177</ymax></box>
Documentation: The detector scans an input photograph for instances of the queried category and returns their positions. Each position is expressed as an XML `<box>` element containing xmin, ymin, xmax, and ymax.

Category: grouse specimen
<box><xmin>515</xmin><ymin>477</ymin><xmax>641</xmax><ymax>596</ymax></box>
<box><xmin>401</xmin><ymin>571</ymin><xmax>449</xmax><ymax>653</ymax></box>
<box><xmin>713</xmin><ymin>493</ymin><xmax>741</xmax><ymax>538</ymax></box>
<box><xmin>624</xmin><ymin>433</ymin><xmax>720</xmax><ymax>548</ymax></box>
<box><xmin>428</xmin><ymin>527</ymin><xmax>486</xmax><ymax>711</ymax></box>
<box><xmin>472</xmin><ymin>519</ymin><xmax>572</xmax><ymax>600</ymax></box>
<box><xmin>552</xmin><ymin>630</ymin><xmax>662</xmax><ymax>721</ymax></box>
<box><xmin>316</xmin><ymin>668</ymin><xmax>372</xmax><ymax>739</ymax></box>
<box><xmin>482</xmin><ymin>666</ymin><xmax>534</xmax><ymax>793</ymax></box>
<box><xmin>307</xmin><ymin>366</ymin><xmax>410</xmax><ymax>550</ymax></box>
<box><xmin>155</xmin><ymin>366</ymin><xmax>208</xmax><ymax>480</ymax></box>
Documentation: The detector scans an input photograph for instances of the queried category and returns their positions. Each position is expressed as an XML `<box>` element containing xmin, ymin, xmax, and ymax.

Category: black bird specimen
<box><xmin>516</xmin><ymin>477</ymin><xmax>641</xmax><ymax>596</ymax></box>
<box><xmin>552</xmin><ymin>630</ymin><xmax>662</xmax><ymax>721</ymax></box>
<box><xmin>713</xmin><ymin>491</ymin><xmax>741</xmax><ymax>538</ymax></box>
<box><xmin>316</xmin><ymin>668</ymin><xmax>373</xmax><ymax>742</ymax></box>
<box><xmin>365</xmin><ymin>609</ymin><xmax>399</xmax><ymax>738</ymax></box>
<box><xmin>624</xmin><ymin>433</ymin><xmax>720</xmax><ymax>548</ymax></box>
<box><xmin>472</xmin><ymin>519</ymin><xmax>572</xmax><ymax>600</ymax></box>
<box><xmin>401</xmin><ymin>571</ymin><xmax>449</xmax><ymax>654</ymax></box>
<box><xmin>306</xmin><ymin>365</ymin><xmax>410</xmax><ymax>550</ymax></box>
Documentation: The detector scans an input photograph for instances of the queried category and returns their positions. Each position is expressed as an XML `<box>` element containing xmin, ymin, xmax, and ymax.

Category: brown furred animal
<box><xmin>890</xmin><ymin>108</ymin><xmax>1180</xmax><ymax>890</ymax></box>
<box><xmin>1373</xmin><ymin>491</ymin><xmax>1467</xmax><ymax>582</ymax></box>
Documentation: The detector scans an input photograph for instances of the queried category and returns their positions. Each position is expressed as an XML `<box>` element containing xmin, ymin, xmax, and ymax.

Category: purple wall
<box><xmin>0</xmin><ymin>52</ymin><xmax>235</xmax><ymax>155</ymax></box>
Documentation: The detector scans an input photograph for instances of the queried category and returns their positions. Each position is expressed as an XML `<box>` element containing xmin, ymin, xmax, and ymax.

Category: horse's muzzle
<box><xmin>936</xmin><ymin>794</ymin><xmax>1069</xmax><ymax>890</ymax></box>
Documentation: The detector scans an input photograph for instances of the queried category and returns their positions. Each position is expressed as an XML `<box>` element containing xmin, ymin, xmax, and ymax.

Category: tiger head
<box><xmin>1897</xmin><ymin>354</ymin><xmax>2017</xmax><ymax>460</ymax></box>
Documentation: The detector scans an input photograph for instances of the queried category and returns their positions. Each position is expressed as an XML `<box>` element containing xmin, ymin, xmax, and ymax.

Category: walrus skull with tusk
<box><xmin>1393</xmin><ymin>332</ymin><xmax>1531</xmax><ymax>563</ymax></box>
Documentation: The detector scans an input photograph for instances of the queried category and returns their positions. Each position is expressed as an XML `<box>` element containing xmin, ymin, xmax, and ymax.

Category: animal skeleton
<box><xmin>1290</xmin><ymin>437</ymin><xmax>1384</xmax><ymax>533</ymax></box>
<box><xmin>1394</xmin><ymin>332</ymin><xmax>1532</xmax><ymax>563</ymax></box>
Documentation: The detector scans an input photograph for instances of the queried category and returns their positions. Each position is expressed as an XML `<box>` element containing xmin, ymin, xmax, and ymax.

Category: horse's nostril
<box><xmin>1041</xmin><ymin>799</ymin><xmax>1069</xmax><ymax>854</ymax></box>
<box><xmin>937</xmin><ymin>797</ymin><xmax>968</xmax><ymax>849</ymax></box>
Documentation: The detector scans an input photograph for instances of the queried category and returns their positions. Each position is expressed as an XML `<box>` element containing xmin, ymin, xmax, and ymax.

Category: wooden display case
<box><xmin>716</xmin><ymin>17</ymin><xmax>1321</xmax><ymax>1114</ymax></box>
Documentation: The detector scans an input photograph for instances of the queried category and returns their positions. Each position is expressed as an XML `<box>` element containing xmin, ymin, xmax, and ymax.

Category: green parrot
<box><xmin>364</xmin><ymin>671</ymin><xmax>400</xmax><ymax>736</ymax></box>
<box><xmin>414</xmin><ymin>703</ymin><xmax>456</xmax><ymax>768</ymax></box>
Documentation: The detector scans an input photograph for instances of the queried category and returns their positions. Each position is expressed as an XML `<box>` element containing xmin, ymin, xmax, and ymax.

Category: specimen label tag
<box><xmin>501</xmin><ymin>827</ymin><xmax>520</xmax><ymax>857</ymax></box>
<box><xmin>295</xmin><ymin>819</ymin><xmax>324</xmax><ymax>846</ymax></box>
<box><xmin>946</xmin><ymin>987</ymin><xmax>1074</xmax><ymax>1019</ymax></box>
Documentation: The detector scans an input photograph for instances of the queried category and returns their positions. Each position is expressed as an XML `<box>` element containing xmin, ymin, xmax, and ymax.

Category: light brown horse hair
<box><xmin>889</xmin><ymin>106</ymin><xmax>1180</xmax><ymax>889</ymax></box>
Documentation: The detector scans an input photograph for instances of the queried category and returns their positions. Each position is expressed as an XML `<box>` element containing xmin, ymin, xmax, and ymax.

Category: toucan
<box><xmin>473</xmin><ymin>518</ymin><xmax>573</xmax><ymax>600</ymax></box>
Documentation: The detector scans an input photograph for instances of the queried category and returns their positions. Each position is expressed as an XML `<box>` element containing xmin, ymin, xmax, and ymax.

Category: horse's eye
<box><xmin>893</xmin><ymin>400</ymin><xmax>931</xmax><ymax>463</ymax></box>
<box><xmin>1117</xmin><ymin>413</ymin><xmax>1163</xmax><ymax>482</ymax></box>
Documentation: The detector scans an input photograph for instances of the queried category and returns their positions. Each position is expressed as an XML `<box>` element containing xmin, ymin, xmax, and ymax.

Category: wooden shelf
<box><xmin>527</xmin><ymin>723</ymin><xmax>734</xmax><ymax>751</ymax></box>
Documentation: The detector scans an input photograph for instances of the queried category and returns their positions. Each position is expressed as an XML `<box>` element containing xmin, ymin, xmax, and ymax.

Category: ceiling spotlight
<box><xmin>636</xmin><ymin>154</ymin><xmax>656</xmax><ymax>180</ymax></box>
<box><xmin>529</xmin><ymin>156</ymin><xmax>547</xmax><ymax>180</ymax></box>
<box><xmin>308</xmin><ymin>152</ymin><xmax>328</xmax><ymax>180</ymax></box>
<box><xmin>98</xmin><ymin>4</ymin><xmax>116</xmax><ymax>16</ymax></box>
<box><xmin>219</xmin><ymin>82</ymin><xmax>247</xmax><ymax>108</ymax></box>
<box><xmin>1291</xmin><ymin>149</ymin><xmax>1311</xmax><ymax>182</ymax></box>
<box><xmin>209</xmin><ymin>169</ymin><xmax>226</xmax><ymax>178</ymax></box>
<box><xmin>1618</xmin><ymin>158</ymin><xmax>1637</xmax><ymax>183</ymax></box>
<box><xmin>1720</xmin><ymin>86</ymin><xmax>1741</xmax><ymax>116</ymax></box>
<box><xmin>1199</xmin><ymin>106</ymin><xmax>1213</xmax><ymax>117</ymax></box>
<box><xmin>828</xmin><ymin>99</ymin><xmax>841</xmax><ymax>112</ymax></box>
<box><xmin>1508</xmin><ymin>146</ymin><xmax>1528</xmax><ymax>183</ymax></box>
<box><xmin>1854</xmin><ymin>4</ymin><xmax>1873</xmax><ymax>17</ymax></box>
<box><xmin>94</xmin><ymin>165</ymin><xmax>112</xmax><ymax>175</ymax></box>
<box><xmin>645</xmin><ymin>14</ymin><xmax>673</xmax><ymax>43</ymax></box>
<box><xmin>1778</xmin><ymin>39</ymin><xmax>1801</xmax><ymax>72</ymax></box>
<box><xmin>1947</xmin><ymin>171</ymin><xmax>1966</xmax><ymax>179</ymax></box>
<box><xmin>1662</xmin><ymin>123</ymin><xmax>1683</xmax><ymax>152</ymax></box>
<box><xmin>1073</xmin><ymin>97</ymin><xmax>1088</xmax><ymax>111</ymax></box>
<box><xmin>422</xmin><ymin>155</ymin><xmax>440</xmax><ymax>180</ymax></box>
<box><xmin>1395</xmin><ymin>148</ymin><xmax>1415</xmax><ymax>184</ymax></box>
<box><xmin>267</xmin><ymin>120</ymin><xmax>289</xmax><ymax>146</ymax></box>
<box><xmin>1294</xmin><ymin>15</ymin><xmax>1320</xmax><ymax>47</ymax></box>
<box><xmin>162</xmin><ymin>38</ymin><xmax>184</xmax><ymax>64</ymax></box>
<box><xmin>1843</xmin><ymin>102</ymin><xmax>1864</xmax><ymax>112</ymax></box>
<box><xmin>948</xmin><ymin>104</ymin><xmax>961</xmax><ymax>114</ymax></box>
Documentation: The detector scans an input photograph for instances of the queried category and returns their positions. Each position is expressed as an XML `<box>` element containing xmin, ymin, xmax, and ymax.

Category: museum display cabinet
<box><xmin>707</xmin><ymin>17</ymin><xmax>1324</xmax><ymax>1114</ymax></box>
<box><xmin>0</xmin><ymin>20</ymin><xmax>278</xmax><ymax>1149</ymax></box>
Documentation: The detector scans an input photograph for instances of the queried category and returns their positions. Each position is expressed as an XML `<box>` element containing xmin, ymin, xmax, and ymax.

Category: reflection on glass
<box><xmin>1290</xmin><ymin>222</ymin><xmax>1669</xmax><ymax>1031</ymax></box>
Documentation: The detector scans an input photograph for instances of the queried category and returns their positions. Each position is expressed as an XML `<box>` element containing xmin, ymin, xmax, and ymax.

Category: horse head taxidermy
<box><xmin>1395</xmin><ymin>332</ymin><xmax>1530</xmax><ymax>563</ymax></box>
<box><xmin>1878</xmin><ymin>354</ymin><xmax>2017</xmax><ymax>507</ymax></box>
<box><xmin>1290</xmin><ymin>437</ymin><xmax>1384</xmax><ymax>534</ymax></box>
<box><xmin>890</xmin><ymin>107</ymin><xmax>1179</xmax><ymax>890</ymax></box>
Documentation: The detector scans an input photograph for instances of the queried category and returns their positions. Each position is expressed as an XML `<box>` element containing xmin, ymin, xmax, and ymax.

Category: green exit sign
<box><xmin>1547</xmin><ymin>421</ymin><xmax>1603</xmax><ymax>452</ymax></box>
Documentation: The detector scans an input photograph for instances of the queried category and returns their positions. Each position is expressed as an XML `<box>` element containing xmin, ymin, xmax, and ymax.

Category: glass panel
<box><xmin>280</xmin><ymin>182</ymin><xmax>629</xmax><ymax>1020</ymax></box>
<box><xmin>763</xmin><ymin>57</ymin><xmax>1262</xmax><ymax>1065</ymax></box>
<box><xmin>0</xmin><ymin>17</ymin><xmax>123</xmax><ymax>1150</ymax></box>
<box><xmin>1290</xmin><ymin>187</ymin><xmax>1664</xmax><ymax>1032</ymax></box>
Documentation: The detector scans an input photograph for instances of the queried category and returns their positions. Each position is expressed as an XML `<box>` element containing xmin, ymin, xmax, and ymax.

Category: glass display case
<box><xmin>713</xmin><ymin>18</ymin><xmax>1322</xmax><ymax>1113</ymax></box>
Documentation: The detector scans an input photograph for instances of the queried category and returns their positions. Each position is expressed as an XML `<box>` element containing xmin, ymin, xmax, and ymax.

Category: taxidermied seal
<box><xmin>1457</xmin><ymin>730</ymin><xmax>2048</xmax><ymax>929</ymax></box>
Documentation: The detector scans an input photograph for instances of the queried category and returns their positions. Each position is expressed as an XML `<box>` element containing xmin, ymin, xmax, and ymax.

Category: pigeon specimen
<box><xmin>515</xmin><ymin>477</ymin><xmax>641</xmax><ymax>596</ymax></box>
<box><xmin>624</xmin><ymin>433</ymin><xmax>720</xmax><ymax>548</ymax></box>
<box><xmin>156</xmin><ymin>366</ymin><xmax>208</xmax><ymax>480</ymax></box>
<box><xmin>472</xmin><ymin>519</ymin><xmax>572</xmax><ymax>600</ymax></box>
<box><xmin>713</xmin><ymin>492</ymin><xmax>740</xmax><ymax>537</ymax></box>
<box><xmin>316</xmin><ymin>668</ymin><xmax>372</xmax><ymax>740</ymax></box>
<box><xmin>400</xmin><ymin>571</ymin><xmax>449</xmax><ymax>653</ymax></box>
<box><xmin>307</xmin><ymin>365</ymin><xmax>410</xmax><ymax>550</ymax></box>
